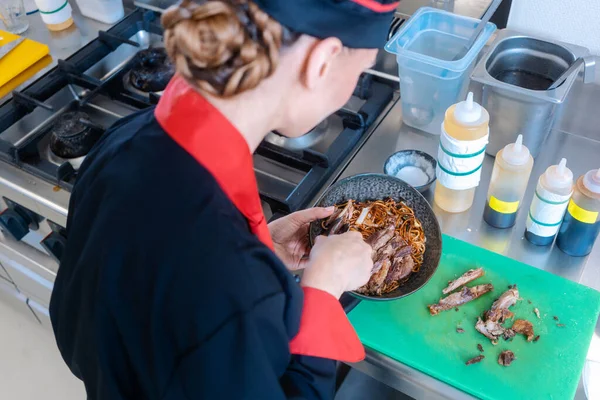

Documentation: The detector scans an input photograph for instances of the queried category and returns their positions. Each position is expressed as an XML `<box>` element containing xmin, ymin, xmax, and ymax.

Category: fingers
<box><xmin>290</xmin><ymin>207</ymin><xmax>336</xmax><ymax>225</ymax></box>
<box><xmin>342</xmin><ymin>231</ymin><xmax>363</xmax><ymax>240</ymax></box>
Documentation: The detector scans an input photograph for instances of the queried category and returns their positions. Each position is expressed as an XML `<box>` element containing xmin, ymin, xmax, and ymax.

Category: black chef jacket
<box><xmin>49</xmin><ymin>107</ymin><xmax>336</xmax><ymax>400</ymax></box>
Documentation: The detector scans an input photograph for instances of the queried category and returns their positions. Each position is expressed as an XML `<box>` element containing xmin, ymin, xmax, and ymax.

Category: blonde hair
<box><xmin>161</xmin><ymin>0</ymin><xmax>299</xmax><ymax>98</ymax></box>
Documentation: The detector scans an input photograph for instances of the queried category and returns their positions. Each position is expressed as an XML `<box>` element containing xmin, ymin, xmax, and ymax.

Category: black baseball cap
<box><xmin>252</xmin><ymin>0</ymin><xmax>399</xmax><ymax>48</ymax></box>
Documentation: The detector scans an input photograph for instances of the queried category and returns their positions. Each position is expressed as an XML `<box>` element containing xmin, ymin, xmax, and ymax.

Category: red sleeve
<box><xmin>289</xmin><ymin>287</ymin><xmax>365</xmax><ymax>363</ymax></box>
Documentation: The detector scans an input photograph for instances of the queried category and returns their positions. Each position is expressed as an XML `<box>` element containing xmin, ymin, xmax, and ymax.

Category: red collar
<box><xmin>155</xmin><ymin>75</ymin><xmax>274</xmax><ymax>250</ymax></box>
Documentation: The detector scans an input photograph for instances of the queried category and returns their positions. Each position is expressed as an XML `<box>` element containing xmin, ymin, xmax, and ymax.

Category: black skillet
<box><xmin>309</xmin><ymin>173</ymin><xmax>442</xmax><ymax>301</ymax></box>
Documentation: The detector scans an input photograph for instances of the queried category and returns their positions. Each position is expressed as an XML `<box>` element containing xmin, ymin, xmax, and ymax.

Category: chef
<box><xmin>49</xmin><ymin>0</ymin><xmax>398</xmax><ymax>398</ymax></box>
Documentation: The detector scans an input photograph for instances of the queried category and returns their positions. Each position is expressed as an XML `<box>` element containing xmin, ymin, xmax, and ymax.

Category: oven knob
<box><xmin>0</xmin><ymin>208</ymin><xmax>31</xmax><ymax>241</ymax></box>
<box><xmin>41</xmin><ymin>232</ymin><xmax>67</xmax><ymax>263</ymax></box>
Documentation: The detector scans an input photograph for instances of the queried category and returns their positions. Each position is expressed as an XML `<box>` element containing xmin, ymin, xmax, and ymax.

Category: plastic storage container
<box><xmin>483</xmin><ymin>135</ymin><xmax>534</xmax><ymax>228</ymax></box>
<box><xmin>75</xmin><ymin>0</ymin><xmax>123</xmax><ymax>24</ymax></box>
<box><xmin>556</xmin><ymin>168</ymin><xmax>600</xmax><ymax>256</ymax></box>
<box><xmin>385</xmin><ymin>7</ymin><xmax>496</xmax><ymax>135</ymax></box>
<box><xmin>525</xmin><ymin>158</ymin><xmax>573</xmax><ymax>245</ymax></box>
<box><xmin>434</xmin><ymin>92</ymin><xmax>489</xmax><ymax>213</ymax></box>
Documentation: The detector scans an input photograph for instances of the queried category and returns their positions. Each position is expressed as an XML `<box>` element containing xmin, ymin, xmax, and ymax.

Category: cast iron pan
<box><xmin>309</xmin><ymin>173</ymin><xmax>442</xmax><ymax>301</ymax></box>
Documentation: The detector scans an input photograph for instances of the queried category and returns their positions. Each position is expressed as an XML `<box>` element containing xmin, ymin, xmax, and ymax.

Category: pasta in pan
<box><xmin>321</xmin><ymin>198</ymin><xmax>426</xmax><ymax>294</ymax></box>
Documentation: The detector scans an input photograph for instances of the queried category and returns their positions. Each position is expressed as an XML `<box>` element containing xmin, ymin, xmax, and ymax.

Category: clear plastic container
<box><xmin>74</xmin><ymin>0</ymin><xmax>124</xmax><ymax>24</ymax></box>
<box><xmin>385</xmin><ymin>7</ymin><xmax>496</xmax><ymax>135</ymax></box>
<box><xmin>483</xmin><ymin>135</ymin><xmax>534</xmax><ymax>229</ymax></box>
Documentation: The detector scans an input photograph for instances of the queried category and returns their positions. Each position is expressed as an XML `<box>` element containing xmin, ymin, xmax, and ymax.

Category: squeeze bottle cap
<box><xmin>583</xmin><ymin>168</ymin><xmax>600</xmax><ymax>194</ymax></box>
<box><xmin>502</xmin><ymin>135</ymin><xmax>531</xmax><ymax>166</ymax></box>
<box><xmin>544</xmin><ymin>158</ymin><xmax>573</xmax><ymax>190</ymax></box>
<box><xmin>453</xmin><ymin>92</ymin><xmax>483</xmax><ymax>124</ymax></box>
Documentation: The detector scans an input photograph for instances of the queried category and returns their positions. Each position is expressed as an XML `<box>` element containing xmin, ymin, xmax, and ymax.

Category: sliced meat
<box><xmin>371</xmin><ymin>248</ymin><xmax>393</xmax><ymax>274</ymax></box>
<box><xmin>485</xmin><ymin>287</ymin><xmax>519</xmax><ymax>323</ymax></box>
<box><xmin>357</xmin><ymin>258</ymin><xmax>391</xmax><ymax>295</ymax></box>
<box><xmin>385</xmin><ymin>254</ymin><xmax>414</xmax><ymax>284</ymax></box>
<box><xmin>394</xmin><ymin>243</ymin><xmax>412</xmax><ymax>258</ymax></box>
<box><xmin>371</xmin><ymin>236</ymin><xmax>403</xmax><ymax>270</ymax></box>
<box><xmin>466</xmin><ymin>355</ymin><xmax>485</xmax><ymax>365</ymax></box>
<box><xmin>484</xmin><ymin>308</ymin><xmax>515</xmax><ymax>324</ymax></box>
<box><xmin>371</xmin><ymin>257</ymin><xmax>388</xmax><ymax>275</ymax></box>
<box><xmin>365</xmin><ymin>222</ymin><xmax>395</xmax><ymax>255</ymax></box>
<box><xmin>442</xmin><ymin>268</ymin><xmax>485</xmax><ymax>295</ymax></box>
<box><xmin>475</xmin><ymin>287</ymin><xmax>520</xmax><ymax>343</ymax></box>
<box><xmin>475</xmin><ymin>317</ymin><xmax>506</xmax><ymax>342</ymax></box>
<box><xmin>498</xmin><ymin>350</ymin><xmax>516</xmax><ymax>366</ymax></box>
<box><xmin>328</xmin><ymin>200</ymin><xmax>354</xmax><ymax>235</ymax></box>
<box><xmin>325</xmin><ymin>205</ymin><xmax>344</xmax><ymax>225</ymax></box>
<box><xmin>428</xmin><ymin>284</ymin><xmax>494</xmax><ymax>315</ymax></box>
<box><xmin>503</xmin><ymin>329</ymin><xmax>516</xmax><ymax>341</ymax></box>
<box><xmin>511</xmin><ymin>319</ymin><xmax>535</xmax><ymax>342</ymax></box>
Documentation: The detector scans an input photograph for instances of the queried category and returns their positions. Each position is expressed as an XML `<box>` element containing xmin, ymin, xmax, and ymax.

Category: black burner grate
<box><xmin>12</xmin><ymin>101</ymin><xmax>107</xmax><ymax>190</ymax></box>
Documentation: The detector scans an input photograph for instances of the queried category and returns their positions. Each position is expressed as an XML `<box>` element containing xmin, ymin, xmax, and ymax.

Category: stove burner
<box><xmin>49</xmin><ymin>111</ymin><xmax>103</xmax><ymax>159</ymax></box>
<box><xmin>264</xmin><ymin>119</ymin><xmax>330</xmax><ymax>151</ymax></box>
<box><xmin>128</xmin><ymin>48</ymin><xmax>175</xmax><ymax>93</ymax></box>
<box><xmin>46</xmin><ymin>146</ymin><xmax>86</xmax><ymax>170</ymax></box>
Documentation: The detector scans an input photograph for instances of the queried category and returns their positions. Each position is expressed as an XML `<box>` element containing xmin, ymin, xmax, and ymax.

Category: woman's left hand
<box><xmin>268</xmin><ymin>207</ymin><xmax>335</xmax><ymax>271</ymax></box>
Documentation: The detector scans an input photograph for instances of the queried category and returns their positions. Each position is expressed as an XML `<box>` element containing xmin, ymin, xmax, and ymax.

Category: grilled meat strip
<box><xmin>475</xmin><ymin>318</ymin><xmax>506</xmax><ymax>342</ymax></box>
<box><xmin>503</xmin><ymin>329</ymin><xmax>516</xmax><ymax>341</ymax></box>
<box><xmin>371</xmin><ymin>243</ymin><xmax>395</xmax><ymax>274</ymax></box>
<box><xmin>328</xmin><ymin>200</ymin><xmax>354</xmax><ymax>235</ymax></box>
<box><xmin>485</xmin><ymin>287</ymin><xmax>519</xmax><ymax>323</ymax></box>
<box><xmin>511</xmin><ymin>319</ymin><xmax>535</xmax><ymax>341</ymax></box>
<box><xmin>466</xmin><ymin>355</ymin><xmax>485</xmax><ymax>365</ymax></box>
<box><xmin>475</xmin><ymin>287</ymin><xmax>521</xmax><ymax>342</ymax></box>
<box><xmin>356</xmin><ymin>258</ymin><xmax>391</xmax><ymax>295</ymax></box>
<box><xmin>357</xmin><ymin>237</ymin><xmax>413</xmax><ymax>294</ymax></box>
<box><xmin>365</xmin><ymin>222</ymin><xmax>396</xmax><ymax>257</ymax></box>
<box><xmin>325</xmin><ymin>204</ymin><xmax>344</xmax><ymax>225</ymax></box>
<box><xmin>498</xmin><ymin>350</ymin><xmax>516</xmax><ymax>366</ymax></box>
<box><xmin>428</xmin><ymin>284</ymin><xmax>494</xmax><ymax>315</ymax></box>
<box><xmin>442</xmin><ymin>268</ymin><xmax>485</xmax><ymax>294</ymax></box>
<box><xmin>370</xmin><ymin>235</ymin><xmax>404</xmax><ymax>273</ymax></box>
<box><xmin>385</xmin><ymin>253</ymin><xmax>414</xmax><ymax>284</ymax></box>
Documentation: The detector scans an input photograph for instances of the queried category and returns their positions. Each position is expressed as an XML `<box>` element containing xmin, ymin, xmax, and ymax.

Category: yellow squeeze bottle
<box><xmin>434</xmin><ymin>92</ymin><xmax>489</xmax><ymax>213</ymax></box>
<box><xmin>483</xmin><ymin>135</ymin><xmax>534</xmax><ymax>228</ymax></box>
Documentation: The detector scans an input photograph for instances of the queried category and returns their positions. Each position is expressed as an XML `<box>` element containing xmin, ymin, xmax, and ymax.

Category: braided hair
<box><xmin>162</xmin><ymin>0</ymin><xmax>300</xmax><ymax>97</ymax></box>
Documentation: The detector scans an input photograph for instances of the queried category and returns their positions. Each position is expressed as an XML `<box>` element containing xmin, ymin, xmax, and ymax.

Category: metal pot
<box><xmin>264</xmin><ymin>119</ymin><xmax>329</xmax><ymax>151</ymax></box>
<box><xmin>471</xmin><ymin>30</ymin><xmax>595</xmax><ymax>157</ymax></box>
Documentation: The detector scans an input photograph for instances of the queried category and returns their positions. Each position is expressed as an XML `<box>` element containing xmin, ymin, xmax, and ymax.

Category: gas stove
<box><xmin>0</xmin><ymin>9</ymin><xmax>395</xmax><ymax>266</ymax></box>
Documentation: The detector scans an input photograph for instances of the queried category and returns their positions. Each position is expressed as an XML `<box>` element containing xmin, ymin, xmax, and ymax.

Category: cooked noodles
<box><xmin>321</xmin><ymin>198</ymin><xmax>426</xmax><ymax>293</ymax></box>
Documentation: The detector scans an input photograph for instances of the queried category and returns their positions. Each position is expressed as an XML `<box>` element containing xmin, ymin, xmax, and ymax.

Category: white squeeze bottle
<box><xmin>75</xmin><ymin>0</ymin><xmax>124</xmax><ymax>24</ymax></box>
<box><xmin>525</xmin><ymin>158</ymin><xmax>574</xmax><ymax>246</ymax></box>
<box><xmin>33</xmin><ymin>0</ymin><xmax>74</xmax><ymax>31</ymax></box>
<box><xmin>434</xmin><ymin>92</ymin><xmax>489</xmax><ymax>213</ymax></box>
<box><xmin>483</xmin><ymin>135</ymin><xmax>534</xmax><ymax>229</ymax></box>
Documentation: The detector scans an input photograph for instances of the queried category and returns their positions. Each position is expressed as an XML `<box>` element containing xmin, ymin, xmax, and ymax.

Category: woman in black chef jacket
<box><xmin>49</xmin><ymin>0</ymin><xmax>399</xmax><ymax>398</ymax></box>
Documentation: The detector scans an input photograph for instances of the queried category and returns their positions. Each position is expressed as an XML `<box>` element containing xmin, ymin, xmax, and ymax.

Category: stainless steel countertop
<box><xmin>0</xmin><ymin>3</ymin><xmax>126</xmax><ymax>105</ymax></box>
<box><xmin>337</xmin><ymin>77</ymin><xmax>600</xmax><ymax>399</ymax></box>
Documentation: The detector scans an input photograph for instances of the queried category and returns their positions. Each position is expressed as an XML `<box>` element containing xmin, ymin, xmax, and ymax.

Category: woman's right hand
<box><xmin>301</xmin><ymin>232</ymin><xmax>373</xmax><ymax>299</ymax></box>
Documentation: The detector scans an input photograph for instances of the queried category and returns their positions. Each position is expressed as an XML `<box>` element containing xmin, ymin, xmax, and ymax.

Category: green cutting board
<box><xmin>349</xmin><ymin>235</ymin><xmax>600</xmax><ymax>400</ymax></box>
